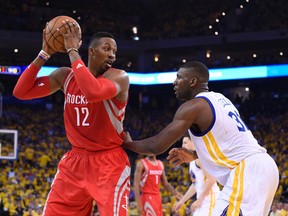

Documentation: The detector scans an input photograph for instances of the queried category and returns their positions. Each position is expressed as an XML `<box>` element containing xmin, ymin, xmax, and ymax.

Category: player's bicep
<box><xmin>107</xmin><ymin>70</ymin><xmax>129</xmax><ymax>99</ymax></box>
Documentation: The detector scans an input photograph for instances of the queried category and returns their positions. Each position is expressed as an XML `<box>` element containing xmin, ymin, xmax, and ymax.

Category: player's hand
<box><xmin>137</xmin><ymin>205</ymin><xmax>143</xmax><ymax>215</ymax></box>
<box><xmin>167</xmin><ymin>148</ymin><xmax>197</xmax><ymax>167</ymax></box>
<box><xmin>122</xmin><ymin>131</ymin><xmax>133</xmax><ymax>142</ymax></box>
<box><xmin>172</xmin><ymin>200</ymin><xmax>184</xmax><ymax>212</ymax></box>
<box><xmin>60</xmin><ymin>20</ymin><xmax>82</xmax><ymax>51</ymax></box>
<box><xmin>190</xmin><ymin>199</ymin><xmax>202</xmax><ymax>212</ymax></box>
<box><xmin>42</xmin><ymin>24</ymin><xmax>57</xmax><ymax>55</ymax></box>
<box><xmin>175</xmin><ymin>192</ymin><xmax>183</xmax><ymax>200</ymax></box>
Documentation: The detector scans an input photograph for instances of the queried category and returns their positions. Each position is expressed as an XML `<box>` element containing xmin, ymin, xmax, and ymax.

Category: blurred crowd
<box><xmin>0</xmin><ymin>0</ymin><xmax>287</xmax><ymax>71</ymax></box>
<box><xmin>0</xmin><ymin>0</ymin><xmax>287</xmax><ymax>39</ymax></box>
<box><xmin>0</xmin><ymin>81</ymin><xmax>287</xmax><ymax>215</ymax></box>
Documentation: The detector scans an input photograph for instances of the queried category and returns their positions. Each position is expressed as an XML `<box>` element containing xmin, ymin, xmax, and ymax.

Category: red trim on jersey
<box><xmin>71</xmin><ymin>59</ymin><xmax>117</xmax><ymax>102</ymax></box>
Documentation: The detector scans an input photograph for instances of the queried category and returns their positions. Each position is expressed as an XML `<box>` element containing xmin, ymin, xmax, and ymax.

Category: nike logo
<box><xmin>122</xmin><ymin>204</ymin><xmax>128</xmax><ymax>211</ymax></box>
<box><xmin>61</xmin><ymin>155</ymin><xmax>67</xmax><ymax>160</ymax></box>
<box><xmin>76</xmin><ymin>63</ymin><xmax>83</xmax><ymax>69</ymax></box>
<box><xmin>38</xmin><ymin>83</ymin><xmax>45</xmax><ymax>86</ymax></box>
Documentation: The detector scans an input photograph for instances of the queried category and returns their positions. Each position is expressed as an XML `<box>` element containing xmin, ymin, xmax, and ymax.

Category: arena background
<box><xmin>0</xmin><ymin>0</ymin><xmax>287</xmax><ymax>215</ymax></box>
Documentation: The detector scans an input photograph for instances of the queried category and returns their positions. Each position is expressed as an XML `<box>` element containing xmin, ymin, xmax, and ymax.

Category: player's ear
<box><xmin>89</xmin><ymin>47</ymin><xmax>97</xmax><ymax>55</ymax></box>
<box><xmin>190</xmin><ymin>77</ymin><xmax>197</xmax><ymax>87</ymax></box>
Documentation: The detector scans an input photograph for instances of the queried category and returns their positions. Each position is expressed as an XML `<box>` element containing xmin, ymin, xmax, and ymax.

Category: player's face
<box><xmin>182</xmin><ymin>137</ymin><xmax>195</xmax><ymax>151</ymax></box>
<box><xmin>92</xmin><ymin>37</ymin><xmax>117</xmax><ymax>72</ymax></box>
<box><xmin>173</xmin><ymin>68</ymin><xmax>193</xmax><ymax>101</ymax></box>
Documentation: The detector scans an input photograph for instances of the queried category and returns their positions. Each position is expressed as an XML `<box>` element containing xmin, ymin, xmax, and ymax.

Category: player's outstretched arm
<box><xmin>123</xmin><ymin>102</ymin><xmax>197</xmax><ymax>155</ymax></box>
<box><xmin>123</xmin><ymin>97</ymin><xmax>209</xmax><ymax>155</ymax></box>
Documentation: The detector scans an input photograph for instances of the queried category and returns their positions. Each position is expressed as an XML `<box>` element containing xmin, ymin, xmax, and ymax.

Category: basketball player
<box><xmin>173</xmin><ymin>135</ymin><xmax>219</xmax><ymax>216</ymax></box>
<box><xmin>134</xmin><ymin>155</ymin><xmax>181</xmax><ymax>216</ymax></box>
<box><xmin>123</xmin><ymin>61</ymin><xmax>279</xmax><ymax>216</ymax></box>
<box><xmin>13</xmin><ymin>21</ymin><xmax>131</xmax><ymax>215</ymax></box>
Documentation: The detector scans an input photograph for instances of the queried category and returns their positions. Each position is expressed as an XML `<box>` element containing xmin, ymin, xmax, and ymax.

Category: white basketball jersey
<box><xmin>189</xmin><ymin>91</ymin><xmax>266</xmax><ymax>185</ymax></box>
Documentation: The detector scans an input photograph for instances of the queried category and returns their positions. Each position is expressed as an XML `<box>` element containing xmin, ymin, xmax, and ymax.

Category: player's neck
<box><xmin>147</xmin><ymin>156</ymin><xmax>157</xmax><ymax>165</ymax></box>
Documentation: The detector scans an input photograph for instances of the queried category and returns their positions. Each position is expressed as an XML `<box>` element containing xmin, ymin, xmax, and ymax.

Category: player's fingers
<box><xmin>167</xmin><ymin>156</ymin><xmax>181</xmax><ymax>166</ymax></box>
<box><xmin>167</xmin><ymin>151</ymin><xmax>176</xmax><ymax>161</ymax></box>
<box><xmin>79</xmin><ymin>40</ymin><xmax>83</xmax><ymax>47</ymax></box>
<box><xmin>173</xmin><ymin>204</ymin><xmax>180</xmax><ymax>212</ymax></box>
<box><xmin>75</xmin><ymin>23</ymin><xmax>81</xmax><ymax>32</ymax></box>
<box><xmin>60</xmin><ymin>20</ymin><xmax>72</xmax><ymax>34</ymax></box>
<box><xmin>56</xmin><ymin>25</ymin><xmax>65</xmax><ymax>36</ymax></box>
<box><xmin>167</xmin><ymin>148</ymin><xmax>178</xmax><ymax>160</ymax></box>
<box><xmin>67</xmin><ymin>20</ymin><xmax>74</xmax><ymax>32</ymax></box>
<box><xmin>168</xmin><ymin>148</ymin><xmax>177</xmax><ymax>155</ymax></box>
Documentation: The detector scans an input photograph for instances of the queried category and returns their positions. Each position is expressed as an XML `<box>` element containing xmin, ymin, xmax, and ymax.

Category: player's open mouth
<box><xmin>106</xmin><ymin>61</ymin><xmax>113</xmax><ymax>67</ymax></box>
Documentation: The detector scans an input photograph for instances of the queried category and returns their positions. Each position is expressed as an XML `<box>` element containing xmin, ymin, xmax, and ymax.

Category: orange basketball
<box><xmin>44</xmin><ymin>15</ymin><xmax>82</xmax><ymax>53</ymax></box>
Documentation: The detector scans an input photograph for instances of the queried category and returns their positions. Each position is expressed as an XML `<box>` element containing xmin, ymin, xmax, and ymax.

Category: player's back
<box><xmin>189</xmin><ymin>91</ymin><xmax>266</xmax><ymax>185</ymax></box>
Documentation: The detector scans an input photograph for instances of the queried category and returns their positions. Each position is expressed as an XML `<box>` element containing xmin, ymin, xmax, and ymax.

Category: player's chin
<box><xmin>100</xmin><ymin>65</ymin><xmax>110</xmax><ymax>73</ymax></box>
<box><xmin>175</xmin><ymin>93</ymin><xmax>179</xmax><ymax>99</ymax></box>
<box><xmin>103</xmin><ymin>63</ymin><xmax>112</xmax><ymax>71</ymax></box>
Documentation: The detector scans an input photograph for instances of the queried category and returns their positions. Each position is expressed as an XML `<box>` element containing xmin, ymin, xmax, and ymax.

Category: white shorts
<box><xmin>212</xmin><ymin>153</ymin><xmax>279</xmax><ymax>216</ymax></box>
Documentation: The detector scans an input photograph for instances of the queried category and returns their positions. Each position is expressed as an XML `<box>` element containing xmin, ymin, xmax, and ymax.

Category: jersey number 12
<box><xmin>74</xmin><ymin>107</ymin><xmax>90</xmax><ymax>126</ymax></box>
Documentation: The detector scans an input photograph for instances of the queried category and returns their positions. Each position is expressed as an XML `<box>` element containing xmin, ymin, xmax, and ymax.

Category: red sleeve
<box><xmin>13</xmin><ymin>63</ymin><xmax>51</xmax><ymax>100</ymax></box>
<box><xmin>71</xmin><ymin>59</ymin><xmax>117</xmax><ymax>102</ymax></box>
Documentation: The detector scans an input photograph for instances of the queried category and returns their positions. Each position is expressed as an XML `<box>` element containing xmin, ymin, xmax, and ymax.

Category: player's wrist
<box><xmin>197</xmin><ymin>197</ymin><xmax>204</xmax><ymax>203</ymax></box>
<box><xmin>67</xmin><ymin>48</ymin><xmax>79</xmax><ymax>54</ymax></box>
<box><xmin>38</xmin><ymin>50</ymin><xmax>51</xmax><ymax>61</ymax></box>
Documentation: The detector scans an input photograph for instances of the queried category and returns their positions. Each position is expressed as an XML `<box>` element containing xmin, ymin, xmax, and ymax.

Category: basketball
<box><xmin>44</xmin><ymin>15</ymin><xmax>82</xmax><ymax>53</ymax></box>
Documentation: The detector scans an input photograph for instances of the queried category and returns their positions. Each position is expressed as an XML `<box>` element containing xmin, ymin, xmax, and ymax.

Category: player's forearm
<box><xmin>71</xmin><ymin>59</ymin><xmax>117</xmax><ymax>102</ymax></box>
<box><xmin>164</xmin><ymin>184</ymin><xmax>178</xmax><ymax>197</ymax></box>
<box><xmin>134</xmin><ymin>186</ymin><xmax>141</xmax><ymax>206</ymax></box>
<box><xmin>68</xmin><ymin>48</ymin><xmax>81</xmax><ymax>63</ymax></box>
<box><xmin>124</xmin><ymin>137</ymin><xmax>174</xmax><ymax>155</ymax></box>
<box><xmin>180</xmin><ymin>184</ymin><xmax>196</xmax><ymax>204</ymax></box>
<box><xmin>198</xmin><ymin>179</ymin><xmax>216</xmax><ymax>201</ymax></box>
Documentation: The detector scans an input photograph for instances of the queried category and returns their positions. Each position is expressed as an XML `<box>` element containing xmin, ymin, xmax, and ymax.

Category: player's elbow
<box><xmin>13</xmin><ymin>88</ymin><xmax>25</xmax><ymax>99</ymax></box>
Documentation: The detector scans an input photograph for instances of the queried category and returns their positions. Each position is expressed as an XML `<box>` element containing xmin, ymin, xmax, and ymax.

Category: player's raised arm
<box><xmin>13</xmin><ymin>26</ymin><xmax>69</xmax><ymax>100</ymax></box>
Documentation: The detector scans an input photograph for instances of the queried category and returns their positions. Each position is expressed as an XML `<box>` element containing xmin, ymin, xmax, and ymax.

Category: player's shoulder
<box><xmin>137</xmin><ymin>158</ymin><xmax>146</xmax><ymax>168</ymax></box>
<box><xmin>105</xmin><ymin>68</ymin><xmax>129</xmax><ymax>81</ymax></box>
<box><xmin>177</xmin><ymin>98</ymin><xmax>204</xmax><ymax>112</ymax></box>
<box><xmin>109</xmin><ymin>68</ymin><xmax>127</xmax><ymax>74</ymax></box>
<box><xmin>157</xmin><ymin>160</ymin><xmax>164</xmax><ymax>168</ymax></box>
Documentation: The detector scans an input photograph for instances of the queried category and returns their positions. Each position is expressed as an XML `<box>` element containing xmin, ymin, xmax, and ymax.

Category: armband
<box><xmin>67</xmin><ymin>48</ymin><xmax>79</xmax><ymax>54</ymax></box>
<box><xmin>38</xmin><ymin>50</ymin><xmax>50</xmax><ymax>61</ymax></box>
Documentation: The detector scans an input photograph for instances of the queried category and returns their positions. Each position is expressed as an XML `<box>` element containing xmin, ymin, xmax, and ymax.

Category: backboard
<box><xmin>0</xmin><ymin>129</ymin><xmax>18</xmax><ymax>160</ymax></box>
